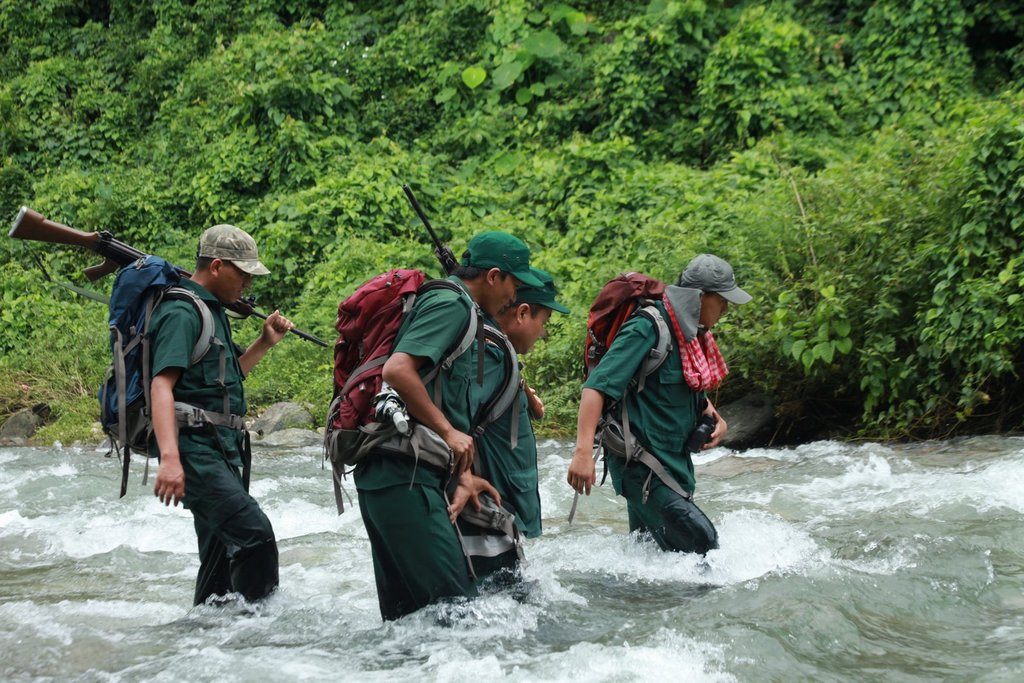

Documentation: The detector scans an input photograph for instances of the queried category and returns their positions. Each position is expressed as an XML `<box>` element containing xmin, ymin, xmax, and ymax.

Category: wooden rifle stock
<box><xmin>8</xmin><ymin>206</ymin><xmax>329</xmax><ymax>347</ymax></box>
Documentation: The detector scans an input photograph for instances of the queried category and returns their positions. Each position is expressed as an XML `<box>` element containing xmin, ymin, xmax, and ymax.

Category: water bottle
<box><xmin>685</xmin><ymin>414</ymin><xmax>717</xmax><ymax>454</ymax></box>
<box><xmin>374</xmin><ymin>383</ymin><xmax>410</xmax><ymax>435</ymax></box>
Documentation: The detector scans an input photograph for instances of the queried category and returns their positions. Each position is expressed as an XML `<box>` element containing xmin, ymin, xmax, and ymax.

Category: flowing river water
<box><xmin>2</xmin><ymin>436</ymin><xmax>1023</xmax><ymax>681</ymax></box>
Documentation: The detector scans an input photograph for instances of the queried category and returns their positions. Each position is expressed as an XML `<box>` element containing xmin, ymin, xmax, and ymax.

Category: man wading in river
<box><xmin>354</xmin><ymin>231</ymin><xmax>543</xmax><ymax>620</ymax></box>
<box><xmin>150</xmin><ymin>225</ymin><xmax>293</xmax><ymax>605</ymax></box>
<box><xmin>566</xmin><ymin>254</ymin><xmax>751</xmax><ymax>554</ymax></box>
<box><xmin>451</xmin><ymin>267</ymin><xmax>570</xmax><ymax>584</ymax></box>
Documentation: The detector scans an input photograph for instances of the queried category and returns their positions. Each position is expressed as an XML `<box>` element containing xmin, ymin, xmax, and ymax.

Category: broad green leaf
<box><xmin>523</xmin><ymin>30</ymin><xmax>564</xmax><ymax>59</ymax></box>
<box><xmin>434</xmin><ymin>87</ymin><xmax>457</xmax><ymax>104</ymax></box>
<box><xmin>461</xmin><ymin>66</ymin><xmax>486</xmax><ymax>89</ymax></box>
<box><xmin>492</xmin><ymin>62</ymin><xmax>523</xmax><ymax>90</ymax></box>
<box><xmin>494</xmin><ymin>152</ymin><xmax>523</xmax><ymax>176</ymax></box>
<box><xmin>814</xmin><ymin>341</ymin><xmax>834</xmax><ymax>363</ymax></box>
<box><xmin>515</xmin><ymin>87</ymin><xmax>533</xmax><ymax>105</ymax></box>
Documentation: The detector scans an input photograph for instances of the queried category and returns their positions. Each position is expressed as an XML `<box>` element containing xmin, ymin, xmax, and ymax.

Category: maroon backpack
<box><xmin>323</xmin><ymin>269</ymin><xmax>477</xmax><ymax>509</ymax></box>
<box><xmin>584</xmin><ymin>272</ymin><xmax>670</xmax><ymax>383</ymax></box>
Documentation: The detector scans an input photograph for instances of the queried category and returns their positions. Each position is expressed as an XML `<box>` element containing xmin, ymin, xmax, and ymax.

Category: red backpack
<box><xmin>323</xmin><ymin>269</ymin><xmax>477</xmax><ymax>510</ymax></box>
<box><xmin>584</xmin><ymin>272</ymin><xmax>670</xmax><ymax>383</ymax></box>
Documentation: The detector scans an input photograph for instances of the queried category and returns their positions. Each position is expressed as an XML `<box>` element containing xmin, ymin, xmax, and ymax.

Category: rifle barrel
<box><xmin>9</xmin><ymin>206</ymin><xmax>329</xmax><ymax>348</ymax></box>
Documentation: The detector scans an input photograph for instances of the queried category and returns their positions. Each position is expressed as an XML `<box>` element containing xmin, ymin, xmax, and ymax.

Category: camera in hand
<box><xmin>373</xmin><ymin>384</ymin><xmax>410</xmax><ymax>435</ymax></box>
<box><xmin>685</xmin><ymin>414</ymin><xmax>717</xmax><ymax>454</ymax></box>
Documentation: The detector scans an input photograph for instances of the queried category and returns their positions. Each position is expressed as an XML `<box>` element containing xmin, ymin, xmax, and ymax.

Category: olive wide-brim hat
<box><xmin>198</xmin><ymin>224</ymin><xmax>270</xmax><ymax>276</ymax></box>
<box><xmin>676</xmin><ymin>253</ymin><xmax>752</xmax><ymax>305</ymax></box>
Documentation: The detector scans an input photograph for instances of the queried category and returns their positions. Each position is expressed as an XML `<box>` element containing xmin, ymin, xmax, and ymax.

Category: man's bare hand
<box><xmin>447</xmin><ymin>471</ymin><xmax>501</xmax><ymax>523</ymax></box>
<box><xmin>260</xmin><ymin>310</ymin><xmax>294</xmax><ymax>347</ymax></box>
<box><xmin>567</xmin><ymin>445</ymin><xmax>597</xmax><ymax>495</ymax></box>
<box><xmin>443</xmin><ymin>428</ymin><xmax>475</xmax><ymax>473</ymax></box>
<box><xmin>704</xmin><ymin>400</ymin><xmax>728</xmax><ymax>449</ymax></box>
<box><xmin>525</xmin><ymin>383</ymin><xmax>545</xmax><ymax>420</ymax></box>
<box><xmin>153</xmin><ymin>456</ymin><xmax>185</xmax><ymax>506</ymax></box>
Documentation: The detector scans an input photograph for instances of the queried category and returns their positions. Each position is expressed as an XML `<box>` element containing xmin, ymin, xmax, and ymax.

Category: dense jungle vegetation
<box><xmin>1</xmin><ymin>0</ymin><xmax>1023</xmax><ymax>444</ymax></box>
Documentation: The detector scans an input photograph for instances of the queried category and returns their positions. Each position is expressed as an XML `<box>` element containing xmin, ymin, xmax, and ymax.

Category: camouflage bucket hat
<box><xmin>198</xmin><ymin>224</ymin><xmax>270</xmax><ymax>276</ymax></box>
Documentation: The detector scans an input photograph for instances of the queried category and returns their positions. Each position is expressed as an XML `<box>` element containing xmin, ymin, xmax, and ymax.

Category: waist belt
<box><xmin>601</xmin><ymin>418</ymin><xmax>692</xmax><ymax>504</ymax></box>
<box><xmin>379</xmin><ymin>423</ymin><xmax>454</xmax><ymax>473</ymax></box>
<box><xmin>173</xmin><ymin>401</ymin><xmax>246</xmax><ymax>431</ymax></box>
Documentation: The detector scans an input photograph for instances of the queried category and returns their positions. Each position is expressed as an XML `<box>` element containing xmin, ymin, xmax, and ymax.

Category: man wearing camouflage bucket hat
<box><xmin>449</xmin><ymin>267</ymin><xmax>571</xmax><ymax>585</ymax></box>
<box><xmin>150</xmin><ymin>223</ymin><xmax>293</xmax><ymax>606</ymax></box>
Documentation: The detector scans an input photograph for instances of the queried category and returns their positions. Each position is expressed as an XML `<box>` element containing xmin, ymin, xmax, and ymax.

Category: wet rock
<box><xmin>718</xmin><ymin>393</ymin><xmax>775</xmax><ymax>450</ymax></box>
<box><xmin>0</xmin><ymin>404</ymin><xmax>51</xmax><ymax>445</ymax></box>
<box><xmin>250</xmin><ymin>402</ymin><xmax>315</xmax><ymax>436</ymax></box>
<box><xmin>252</xmin><ymin>428</ymin><xmax>322</xmax><ymax>449</ymax></box>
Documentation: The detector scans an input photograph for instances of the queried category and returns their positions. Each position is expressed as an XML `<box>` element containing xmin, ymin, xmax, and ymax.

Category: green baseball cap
<box><xmin>515</xmin><ymin>267</ymin><xmax>571</xmax><ymax>314</ymax></box>
<box><xmin>198</xmin><ymin>224</ymin><xmax>270</xmax><ymax>276</ymax></box>
<box><xmin>462</xmin><ymin>231</ymin><xmax>543</xmax><ymax>288</ymax></box>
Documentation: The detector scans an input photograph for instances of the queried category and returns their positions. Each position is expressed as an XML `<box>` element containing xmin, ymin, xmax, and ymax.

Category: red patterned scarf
<box><xmin>662</xmin><ymin>294</ymin><xmax>729</xmax><ymax>391</ymax></box>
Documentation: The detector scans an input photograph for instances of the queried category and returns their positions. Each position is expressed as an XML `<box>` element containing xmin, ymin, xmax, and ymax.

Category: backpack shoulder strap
<box><xmin>472</xmin><ymin>324</ymin><xmax>521</xmax><ymax>436</ymax></box>
<box><xmin>161</xmin><ymin>286</ymin><xmax>216</xmax><ymax>365</ymax></box>
<box><xmin>633</xmin><ymin>303</ymin><xmax>671</xmax><ymax>392</ymax></box>
<box><xmin>417</xmin><ymin>280</ymin><xmax>481</xmax><ymax>391</ymax></box>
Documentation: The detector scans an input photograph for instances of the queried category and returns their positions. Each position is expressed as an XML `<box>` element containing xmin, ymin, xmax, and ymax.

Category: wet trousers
<box><xmin>183</xmin><ymin>451</ymin><xmax>279</xmax><ymax>606</ymax></box>
<box><xmin>358</xmin><ymin>483</ymin><xmax>477</xmax><ymax>621</ymax></box>
<box><xmin>607</xmin><ymin>454</ymin><xmax>718</xmax><ymax>555</ymax></box>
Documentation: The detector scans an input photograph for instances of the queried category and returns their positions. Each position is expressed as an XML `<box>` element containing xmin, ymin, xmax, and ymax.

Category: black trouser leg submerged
<box><xmin>185</xmin><ymin>452</ymin><xmax>278</xmax><ymax>605</ymax></box>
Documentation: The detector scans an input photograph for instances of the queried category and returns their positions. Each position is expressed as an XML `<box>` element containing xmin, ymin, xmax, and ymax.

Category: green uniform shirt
<box><xmin>476</xmin><ymin>348</ymin><xmax>541</xmax><ymax>537</ymax></box>
<box><xmin>146</xmin><ymin>278</ymin><xmax>246</xmax><ymax>466</ymax></box>
<box><xmin>583</xmin><ymin>301</ymin><xmax>703</xmax><ymax>493</ymax></box>
<box><xmin>354</xmin><ymin>277</ymin><xmax>505</xmax><ymax>491</ymax></box>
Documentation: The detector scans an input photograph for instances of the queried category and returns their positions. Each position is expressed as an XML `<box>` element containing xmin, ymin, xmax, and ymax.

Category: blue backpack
<box><xmin>98</xmin><ymin>255</ymin><xmax>215</xmax><ymax>497</ymax></box>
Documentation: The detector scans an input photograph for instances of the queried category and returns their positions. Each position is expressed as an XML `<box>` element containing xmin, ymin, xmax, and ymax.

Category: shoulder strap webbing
<box><xmin>472</xmin><ymin>324</ymin><xmax>521</xmax><ymax>436</ymax></box>
<box><xmin>634</xmin><ymin>304</ymin><xmax>671</xmax><ymax>393</ymax></box>
<box><xmin>416</xmin><ymin>280</ymin><xmax>482</xmax><ymax>405</ymax></box>
<box><xmin>162</xmin><ymin>286</ymin><xmax>216</xmax><ymax>365</ymax></box>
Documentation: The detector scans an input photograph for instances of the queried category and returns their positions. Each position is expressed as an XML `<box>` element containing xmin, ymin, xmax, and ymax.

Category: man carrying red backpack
<box><xmin>566</xmin><ymin>254</ymin><xmax>752</xmax><ymax>555</ymax></box>
<box><xmin>353</xmin><ymin>231</ymin><xmax>543</xmax><ymax>621</ymax></box>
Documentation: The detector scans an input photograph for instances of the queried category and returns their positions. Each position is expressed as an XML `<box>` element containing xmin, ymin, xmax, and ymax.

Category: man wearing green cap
<box><xmin>567</xmin><ymin>254</ymin><xmax>751</xmax><ymax>555</ymax></box>
<box><xmin>354</xmin><ymin>231</ymin><xmax>543</xmax><ymax>620</ymax></box>
<box><xmin>449</xmin><ymin>267</ymin><xmax>571</xmax><ymax>584</ymax></box>
<box><xmin>149</xmin><ymin>224</ymin><xmax>293</xmax><ymax>605</ymax></box>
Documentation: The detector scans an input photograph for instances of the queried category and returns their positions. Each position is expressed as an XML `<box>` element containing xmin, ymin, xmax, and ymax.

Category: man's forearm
<box><xmin>238</xmin><ymin>338</ymin><xmax>272</xmax><ymax>376</ymax></box>
<box><xmin>151</xmin><ymin>374</ymin><xmax>180</xmax><ymax>458</ymax></box>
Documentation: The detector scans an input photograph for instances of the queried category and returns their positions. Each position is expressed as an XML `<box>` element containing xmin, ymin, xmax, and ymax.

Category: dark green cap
<box><xmin>462</xmin><ymin>231</ymin><xmax>543</xmax><ymax>288</ymax></box>
<box><xmin>514</xmin><ymin>267</ymin><xmax>571</xmax><ymax>314</ymax></box>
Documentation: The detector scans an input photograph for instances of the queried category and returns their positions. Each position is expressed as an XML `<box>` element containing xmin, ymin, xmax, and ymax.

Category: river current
<box><xmin>1</xmin><ymin>437</ymin><xmax>1023</xmax><ymax>681</ymax></box>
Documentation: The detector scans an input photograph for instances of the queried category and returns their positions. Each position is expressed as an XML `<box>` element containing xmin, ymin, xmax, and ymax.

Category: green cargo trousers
<box><xmin>183</xmin><ymin>451</ymin><xmax>279</xmax><ymax>606</ymax></box>
<box><xmin>607</xmin><ymin>454</ymin><xmax>719</xmax><ymax>555</ymax></box>
<box><xmin>358</xmin><ymin>483</ymin><xmax>477</xmax><ymax>620</ymax></box>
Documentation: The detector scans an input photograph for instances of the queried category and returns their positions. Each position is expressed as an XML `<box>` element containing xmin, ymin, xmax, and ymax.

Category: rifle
<box><xmin>8</xmin><ymin>206</ymin><xmax>329</xmax><ymax>348</ymax></box>
<box><xmin>402</xmin><ymin>184</ymin><xmax>459</xmax><ymax>276</ymax></box>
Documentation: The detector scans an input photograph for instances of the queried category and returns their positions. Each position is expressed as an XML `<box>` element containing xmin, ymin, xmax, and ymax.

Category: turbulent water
<box><xmin>2</xmin><ymin>437</ymin><xmax>1023</xmax><ymax>682</ymax></box>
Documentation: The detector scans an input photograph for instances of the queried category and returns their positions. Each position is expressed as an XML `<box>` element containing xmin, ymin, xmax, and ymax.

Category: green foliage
<box><xmin>846</xmin><ymin>0</ymin><xmax>974</xmax><ymax>128</ymax></box>
<box><xmin>2</xmin><ymin>0</ymin><xmax>1023</xmax><ymax>443</ymax></box>
<box><xmin>698</xmin><ymin>5</ymin><xmax>841</xmax><ymax>153</ymax></box>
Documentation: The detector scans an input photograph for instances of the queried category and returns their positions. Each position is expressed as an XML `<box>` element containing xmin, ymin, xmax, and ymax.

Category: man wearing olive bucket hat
<box><xmin>567</xmin><ymin>254</ymin><xmax>752</xmax><ymax>554</ymax></box>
